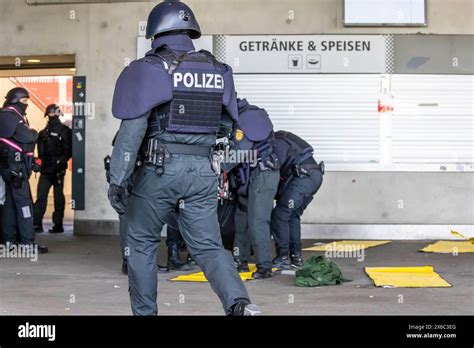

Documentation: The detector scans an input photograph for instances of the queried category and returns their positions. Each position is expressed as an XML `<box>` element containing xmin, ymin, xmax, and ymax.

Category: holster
<box><xmin>9</xmin><ymin>168</ymin><xmax>24</xmax><ymax>189</ymax></box>
<box><xmin>292</xmin><ymin>159</ymin><xmax>325</xmax><ymax>177</ymax></box>
<box><xmin>145</xmin><ymin>139</ymin><xmax>168</xmax><ymax>176</ymax></box>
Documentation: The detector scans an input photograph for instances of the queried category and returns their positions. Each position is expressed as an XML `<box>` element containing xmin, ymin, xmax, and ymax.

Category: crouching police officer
<box><xmin>271</xmin><ymin>131</ymin><xmax>324</xmax><ymax>269</ymax></box>
<box><xmin>230</xmin><ymin>99</ymin><xmax>280</xmax><ymax>278</ymax></box>
<box><xmin>33</xmin><ymin>104</ymin><xmax>72</xmax><ymax>234</ymax></box>
<box><xmin>0</xmin><ymin>87</ymin><xmax>47</xmax><ymax>253</ymax></box>
<box><xmin>108</xmin><ymin>1</ymin><xmax>258</xmax><ymax>315</ymax></box>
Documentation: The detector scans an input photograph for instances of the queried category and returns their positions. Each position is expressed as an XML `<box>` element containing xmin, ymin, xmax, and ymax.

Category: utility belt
<box><xmin>292</xmin><ymin>158</ymin><xmax>325</xmax><ymax>177</ymax></box>
<box><xmin>232</xmin><ymin>153</ymin><xmax>279</xmax><ymax>197</ymax></box>
<box><xmin>276</xmin><ymin>159</ymin><xmax>325</xmax><ymax>200</ymax></box>
<box><xmin>279</xmin><ymin>158</ymin><xmax>324</xmax><ymax>186</ymax></box>
<box><xmin>255</xmin><ymin>153</ymin><xmax>280</xmax><ymax>172</ymax></box>
<box><xmin>144</xmin><ymin>138</ymin><xmax>212</xmax><ymax>175</ymax></box>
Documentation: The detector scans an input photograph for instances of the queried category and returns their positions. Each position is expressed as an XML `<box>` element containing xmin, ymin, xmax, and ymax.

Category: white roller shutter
<box><xmin>234</xmin><ymin>74</ymin><xmax>474</xmax><ymax>171</ymax></box>
<box><xmin>391</xmin><ymin>75</ymin><xmax>474</xmax><ymax>164</ymax></box>
<box><xmin>234</xmin><ymin>74</ymin><xmax>381</xmax><ymax>164</ymax></box>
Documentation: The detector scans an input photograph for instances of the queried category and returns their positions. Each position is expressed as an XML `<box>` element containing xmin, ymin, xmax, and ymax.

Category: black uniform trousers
<box><xmin>1</xmin><ymin>163</ymin><xmax>35</xmax><ymax>244</ymax></box>
<box><xmin>33</xmin><ymin>173</ymin><xmax>66</xmax><ymax>227</ymax></box>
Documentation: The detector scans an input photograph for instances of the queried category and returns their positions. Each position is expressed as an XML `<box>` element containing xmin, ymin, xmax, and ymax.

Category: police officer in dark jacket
<box><xmin>108</xmin><ymin>1</ymin><xmax>257</xmax><ymax>316</ymax></box>
<box><xmin>229</xmin><ymin>99</ymin><xmax>280</xmax><ymax>278</ymax></box>
<box><xmin>271</xmin><ymin>131</ymin><xmax>324</xmax><ymax>269</ymax></box>
<box><xmin>33</xmin><ymin>104</ymin><xmax>72</xmax><ymax>234</ymax></box>
<box><xmin>0</xmin><ymin>87</ymin><xmax>47</xmax><ymax>253</ymax></box>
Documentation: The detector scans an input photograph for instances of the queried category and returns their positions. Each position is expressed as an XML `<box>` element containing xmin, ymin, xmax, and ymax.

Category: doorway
<box><xmin>0</xmin><ymin>57</ymin><xmax>75</xmax><ymax>233</ymax></box>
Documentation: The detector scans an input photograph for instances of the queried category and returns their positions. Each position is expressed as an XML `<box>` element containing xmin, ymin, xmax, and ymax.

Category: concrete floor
<box><xmin>0</xmin><ymin>227</ymin><xmax>473</xmax><ymax>315</ymax></box>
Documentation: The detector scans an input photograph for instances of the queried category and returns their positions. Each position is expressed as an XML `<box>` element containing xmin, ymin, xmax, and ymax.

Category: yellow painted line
<box><xmin>365</xmin><ymin>266</ymin><xmax>452</xmax><ymax>288</ymax></box>
<box><xmin>420</xmin><ymin>241</ymin><xmax>474</xmax><ymax>253</ymax></box>
<box><xmin>170</xmin><ymin>264</ymin><xmax>277</xmax><ymax>282</ymax></box>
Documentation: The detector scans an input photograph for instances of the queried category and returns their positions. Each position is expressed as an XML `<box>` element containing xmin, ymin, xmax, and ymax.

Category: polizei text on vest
<box><xmin>173</xmin><ymin>72</ymin><xmax>224</xmax><ymax>89</ymax></box>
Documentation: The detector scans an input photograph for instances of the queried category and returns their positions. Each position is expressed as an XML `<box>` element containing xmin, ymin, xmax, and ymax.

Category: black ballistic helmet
<box><xmin>146</xmin><ymin>1</ymin><xmax>201</xmax><ymax>40</ymax></box>
<box><xmin>5</xmin><ymin>87</ymin><xmax>29</xmax><ymax>105</ymax></box>
<box><xmin>45</xmin><ymin>104</ymin><xmax>63</xmax><ymax>117</ymax></box>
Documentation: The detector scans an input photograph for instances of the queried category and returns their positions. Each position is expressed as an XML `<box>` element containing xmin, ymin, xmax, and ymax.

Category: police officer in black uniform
<box><xmin>108</xmin><ymin>1</ymin><xmax>258</xmax><ymax>316</ymax></box>
<box><xmin>0</xmin><ymin>87</ymin><xmax>47</xmax><ymax>253</ymax></box>
<box><xmin>33</xmin><ymin>104</ymin><xmax>72</xmax><ymax>234</ymax></box>
<box><xmin>271</xmin><ymin>131</ymin><xmax>324</xmax><ymax>269</ymax></box>
<box><xmin>229</xmin><ymin>99</ymin><xmax>280</xmax><ymax>278</ymax></box>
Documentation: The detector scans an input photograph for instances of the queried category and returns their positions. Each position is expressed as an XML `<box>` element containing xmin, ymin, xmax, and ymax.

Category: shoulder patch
<box><xmin>235</xmin><ymin>129</ymin><xmax>244</xmax><ymax>142</ymax></box>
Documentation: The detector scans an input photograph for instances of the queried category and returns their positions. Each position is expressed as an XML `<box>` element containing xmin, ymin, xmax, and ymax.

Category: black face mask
<box><xmin>48</xmin><ymin>115</ymin><xmax>60</xmax><ymax>123</ymax></box>
<box><xmin>14</xmin><ymin>102</ymin><xmax>28</xmax><ymax>115</ymax></box>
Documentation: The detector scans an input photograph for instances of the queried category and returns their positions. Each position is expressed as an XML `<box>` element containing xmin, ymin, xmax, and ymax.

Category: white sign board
<box><xmin>219</xmin><ymin>35</ymin><xmax>387</xmax><ymax>74</ymax></box>
<box><xmin>137</xmin><ymin>36</ymin><xmax>213</xmax><ymax>59</ymax></box>
<box><xmin>344</xmin><ymin>0</ymin><xmax>427</xmax><ymax>26</ymax></box>
<box><xmin>138</xmin><ymin>21</ymin><xmax>147</xmax><ymax>37</ymax></box>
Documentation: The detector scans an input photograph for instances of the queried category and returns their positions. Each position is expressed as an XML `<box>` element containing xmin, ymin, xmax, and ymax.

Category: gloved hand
<box><xmin>32</xmin><ymin>158</ymin><xmax>42</xmax><ymax>173</ymax></box>
<box><xmin>108</xmin><ymin>184</ymin><xmax>128</xmax><ymax>215</ymax></box>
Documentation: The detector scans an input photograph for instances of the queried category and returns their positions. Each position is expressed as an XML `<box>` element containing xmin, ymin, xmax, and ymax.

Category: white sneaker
<box><xmin>244</xmin><ymin>303</ymin><xmax>262</xmax><ymax>316</ymax></box>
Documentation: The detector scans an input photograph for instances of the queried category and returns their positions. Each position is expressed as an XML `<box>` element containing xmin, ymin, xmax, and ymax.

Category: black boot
<box><xmin>23</xmin><ymin>243</ymin><xmax>48</xmax><ymax>254</ymax></box>
<box><xmin>272</xmin><ymin>253</ymin><xmax>291</xmax><ymax>270</ymax></box>
<box><xmin>234</xmin><ymin>259</ymin><xmax>249</xmax><ymax>272</ymax></box>
<box><xmin>168</xmin><ymin>243</ymin><xmax>193</xmax><ymax>271</ymax></box>
<box><xmin>34</xmin><ymin>225</ymin><xmax>44</xmax><ymax>233</ymax></box>
<box><xmin>121</xmin><ymin>259</ymin><xmax>128</xmax><ymax>275</ymax></box>
<box><xmin>157</xmin><ymin>264</ymin><xmax>170</xmax><ymax>273</ymax></box>
<box><xmin>37</xmin><ymin>245</ymin><xmax>49</xmax><ymax>254</ymax></box>
<box><xmin>252</xmin><ymin>268</ymin><xmax>272</xmax><ymax>279</ymax></box>
<box><xmin>290</xmin><ymin>251</ymin><xmax>304</xmax><ymax>268</ymax></box>
<box><xmin>186</xmin><ymin>253</ymin><xmax>197</xmax><ymax>266</ymax></box>
<box><xmin>49</xmin><ymin>224</ymin><xmax>64</xmax><ymax>234</ymax></box>
<box><xmin>178</xmin><ymin>239</ymin><xmax>187</xmax><ymax>252</ymax></box>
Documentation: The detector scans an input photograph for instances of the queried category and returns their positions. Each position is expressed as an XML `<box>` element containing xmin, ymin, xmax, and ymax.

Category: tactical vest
<box><xmin>146</xmin><ymin>48</ymin><xmax>225</xmax><ymax>136</ymax></box>
<box><xmin>275</xmin><ymin>130</ymin><xmax>314</xmax><ymax>178</ymax></box>
<box><xmin>0</xmin><ymin>107</ymin><xmax>33</xmax><ymax>165</ymax></box>
<box><xmin>42</xmin><ymin>128</ymin><xmax>65</xmax><ymax>158</ymax></box>
<box><xmin>0</xmin><ymin>107</ymin><xmax>25</xmax><ymax>139</ymax></box>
